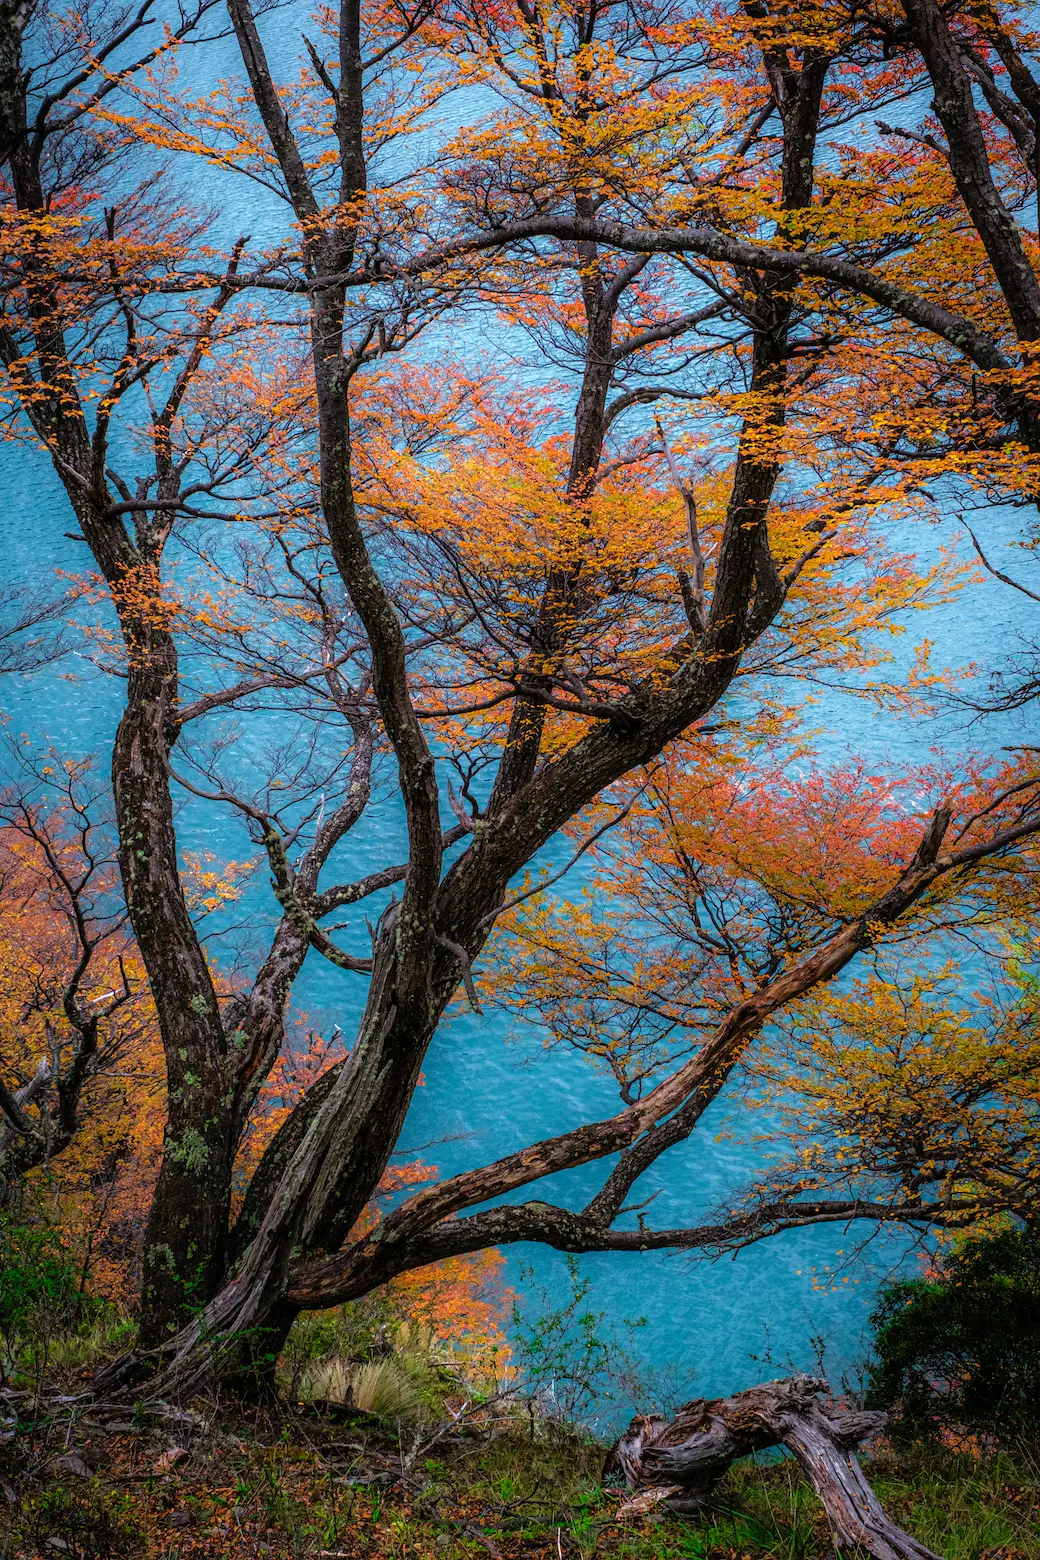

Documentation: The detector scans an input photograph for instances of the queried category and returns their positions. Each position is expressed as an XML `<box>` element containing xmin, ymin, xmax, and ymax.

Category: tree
<box><xmin>0</xmin><ymin>747</ymin><xmax>259</xmax><ymax>1302</ymax></box>
<box><xmin>0</xmin><ymin>0</ymin><xmax>404</xmax><ymax>1347</ymax></box>
<box><xmin>0</xmin><ymin>752</ymin><xmax>153</xmax><ymax>1197</ymax></box>
<box><xmin>2</xmin><ymin>0</ymin><xmax>1039</xmax><ymax>1400</ymax></box>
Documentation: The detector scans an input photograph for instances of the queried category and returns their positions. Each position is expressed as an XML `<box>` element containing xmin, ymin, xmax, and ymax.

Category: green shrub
<box><xmin>16</xmin><ymin>1481</ymin><xmax>143</xmax><ymax>1558</ymax></box>
<box><xmin>283</xmin><ymin>1301</ymin><xmax>456</xmax><ymax>1419</ymax></box>
<box><xmin>0</xmin><ymin>1216</ymin><xmax>96</xmax><ymax>1380</ymax></box>
<box><xmin>511</xmin><ymin>1256</ymin><xmax>647</xmax><ymax>1432</ymax></box>
<box><xmin>866</xmin><ymin>1226</ymin><xmax>1040</xmax><ymax>1449</ymax></box>
<box><xmin>283</xmin><ymin>1293</ymin><xmax>397</xmax><ymax>1374</ymax></box>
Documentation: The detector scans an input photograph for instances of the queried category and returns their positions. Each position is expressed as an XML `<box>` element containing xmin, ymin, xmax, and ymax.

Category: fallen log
<box><xmin>609</xmin><ymin>1374</ymin><xmax>941</xmax><ymax>1560</ymax></box>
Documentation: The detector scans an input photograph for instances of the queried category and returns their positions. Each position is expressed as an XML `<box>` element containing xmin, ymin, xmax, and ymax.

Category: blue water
<box><xmin>4</xmin><ymin>2</ymin><xmax>1036</xmax><ymax>1418</ymax></box>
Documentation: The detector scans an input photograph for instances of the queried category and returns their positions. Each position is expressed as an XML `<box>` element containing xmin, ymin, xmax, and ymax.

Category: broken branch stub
<box><xmin>610</xmin><ymin>1375</ymin><xmax>942</xmax><ymax>1560</ymax></box>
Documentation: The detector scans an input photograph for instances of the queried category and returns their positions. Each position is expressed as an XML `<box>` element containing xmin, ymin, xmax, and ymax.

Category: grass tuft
<box><xmin>296</xmin><ymin>1355</ymin><xmax>425</xmax><ymax>1419</ymax></box>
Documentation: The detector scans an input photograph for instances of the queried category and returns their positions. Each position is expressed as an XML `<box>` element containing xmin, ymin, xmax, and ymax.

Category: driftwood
<box><xmin>610</xmin><ymin>1375</ymin><xmax>941</xmax><ymax>1560</ymax></box>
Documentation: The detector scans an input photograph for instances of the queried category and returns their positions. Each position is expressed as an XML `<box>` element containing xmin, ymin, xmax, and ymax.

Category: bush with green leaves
<box><xmin>281</xmin><ymin>1297</ymin><xmax>455</xmax><ymax>1419</ymax></box>
<box><xmin>1</xmin><ymin>1221</ymin><xmax>71</xmax><ymax>1322</ymax></box>
<box><xmin>0</xmin><ymin>1215</ymin><xmax>95</xmax><ymax>1378</ymax></box>
<box><xmin>16</xmin><ymin>1481</ymin><xmax>143</xmax><ymax>1558</ymax></box>
<box><xmin>511</xmin><ymin>1256</ymin><xmax>648</xmax><ymax>1433</ymax></box>
<box><xmin>866</xmin><ymin>1227</ymin><xmax>1040</xmax><ymax>1449</ymax></box>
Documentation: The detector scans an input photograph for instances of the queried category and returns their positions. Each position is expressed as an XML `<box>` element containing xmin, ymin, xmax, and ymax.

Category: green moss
<box><xmin>170</xmin><ymin>1127</ymin><xmax>210</xmax><ymax>1172</ymax></box>
<box><xmin>148</xmin><ymin>1241</ymin><xmax>176</xmax><ymax>1273</ymax></box>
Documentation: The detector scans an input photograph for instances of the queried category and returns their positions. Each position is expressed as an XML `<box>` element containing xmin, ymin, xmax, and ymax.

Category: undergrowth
<box><xmin>1</xmin><ymin>1272</ymin><xmax>1037</xmax><ymax>1557</ymax></box>
<box><xmin>2</xmin><ymin>1396</ymin><xmax>1038</xmax><ymax>1559</ymax></box>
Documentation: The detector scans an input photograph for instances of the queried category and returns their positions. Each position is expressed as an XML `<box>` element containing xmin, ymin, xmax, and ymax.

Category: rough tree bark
<box><xmin>611</xmin><ymin>1376</ymin><xmax>940</xmax><ymax>1560</ymax></box>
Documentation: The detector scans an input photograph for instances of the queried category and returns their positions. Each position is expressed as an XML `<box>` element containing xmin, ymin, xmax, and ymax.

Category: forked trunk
<box><xmin>102</xmin><ymin>932</ymin><xmax>442</xmax><ymax>1397</ymax></box>
<box><xmin>611</xmin><ymin>1375</ymin><xmax>939</xmax><ymax>1560</ymax></box>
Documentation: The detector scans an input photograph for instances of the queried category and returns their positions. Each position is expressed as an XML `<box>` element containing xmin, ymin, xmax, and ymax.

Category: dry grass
<box><xmin>295</xmin><ymin>1356</ymin><xmax>424</xmax><ymax>1419</ymax></box>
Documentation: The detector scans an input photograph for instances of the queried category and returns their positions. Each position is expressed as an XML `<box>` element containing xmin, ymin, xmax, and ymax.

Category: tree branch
<box><xmin>287</xmin><ymin>795</ymin><xmax>1040</xmax><ymax>1306</ymax></box>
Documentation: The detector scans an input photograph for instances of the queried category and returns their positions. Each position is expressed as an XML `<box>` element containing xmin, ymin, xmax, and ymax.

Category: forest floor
<box><xmin>2</xmin><ymin>1385</ymin><xmax>1039</xmax><ymax>1560</ymax></box>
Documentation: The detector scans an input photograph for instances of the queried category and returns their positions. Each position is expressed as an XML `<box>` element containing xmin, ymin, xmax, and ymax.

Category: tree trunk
<box><xmin>611</xmin><ymin>1375</ymin><xmax>940</xmax><ymax>1560</ymax></box>
<box><xmin>108</xmin><ymin>602</ymin><xmax>237</xmax><ymax>1348</ymax></box>
<box><xmin>99</xmin><ymin>929</ymin><xmax>443</xmax><ymax>1397</ymax></box>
